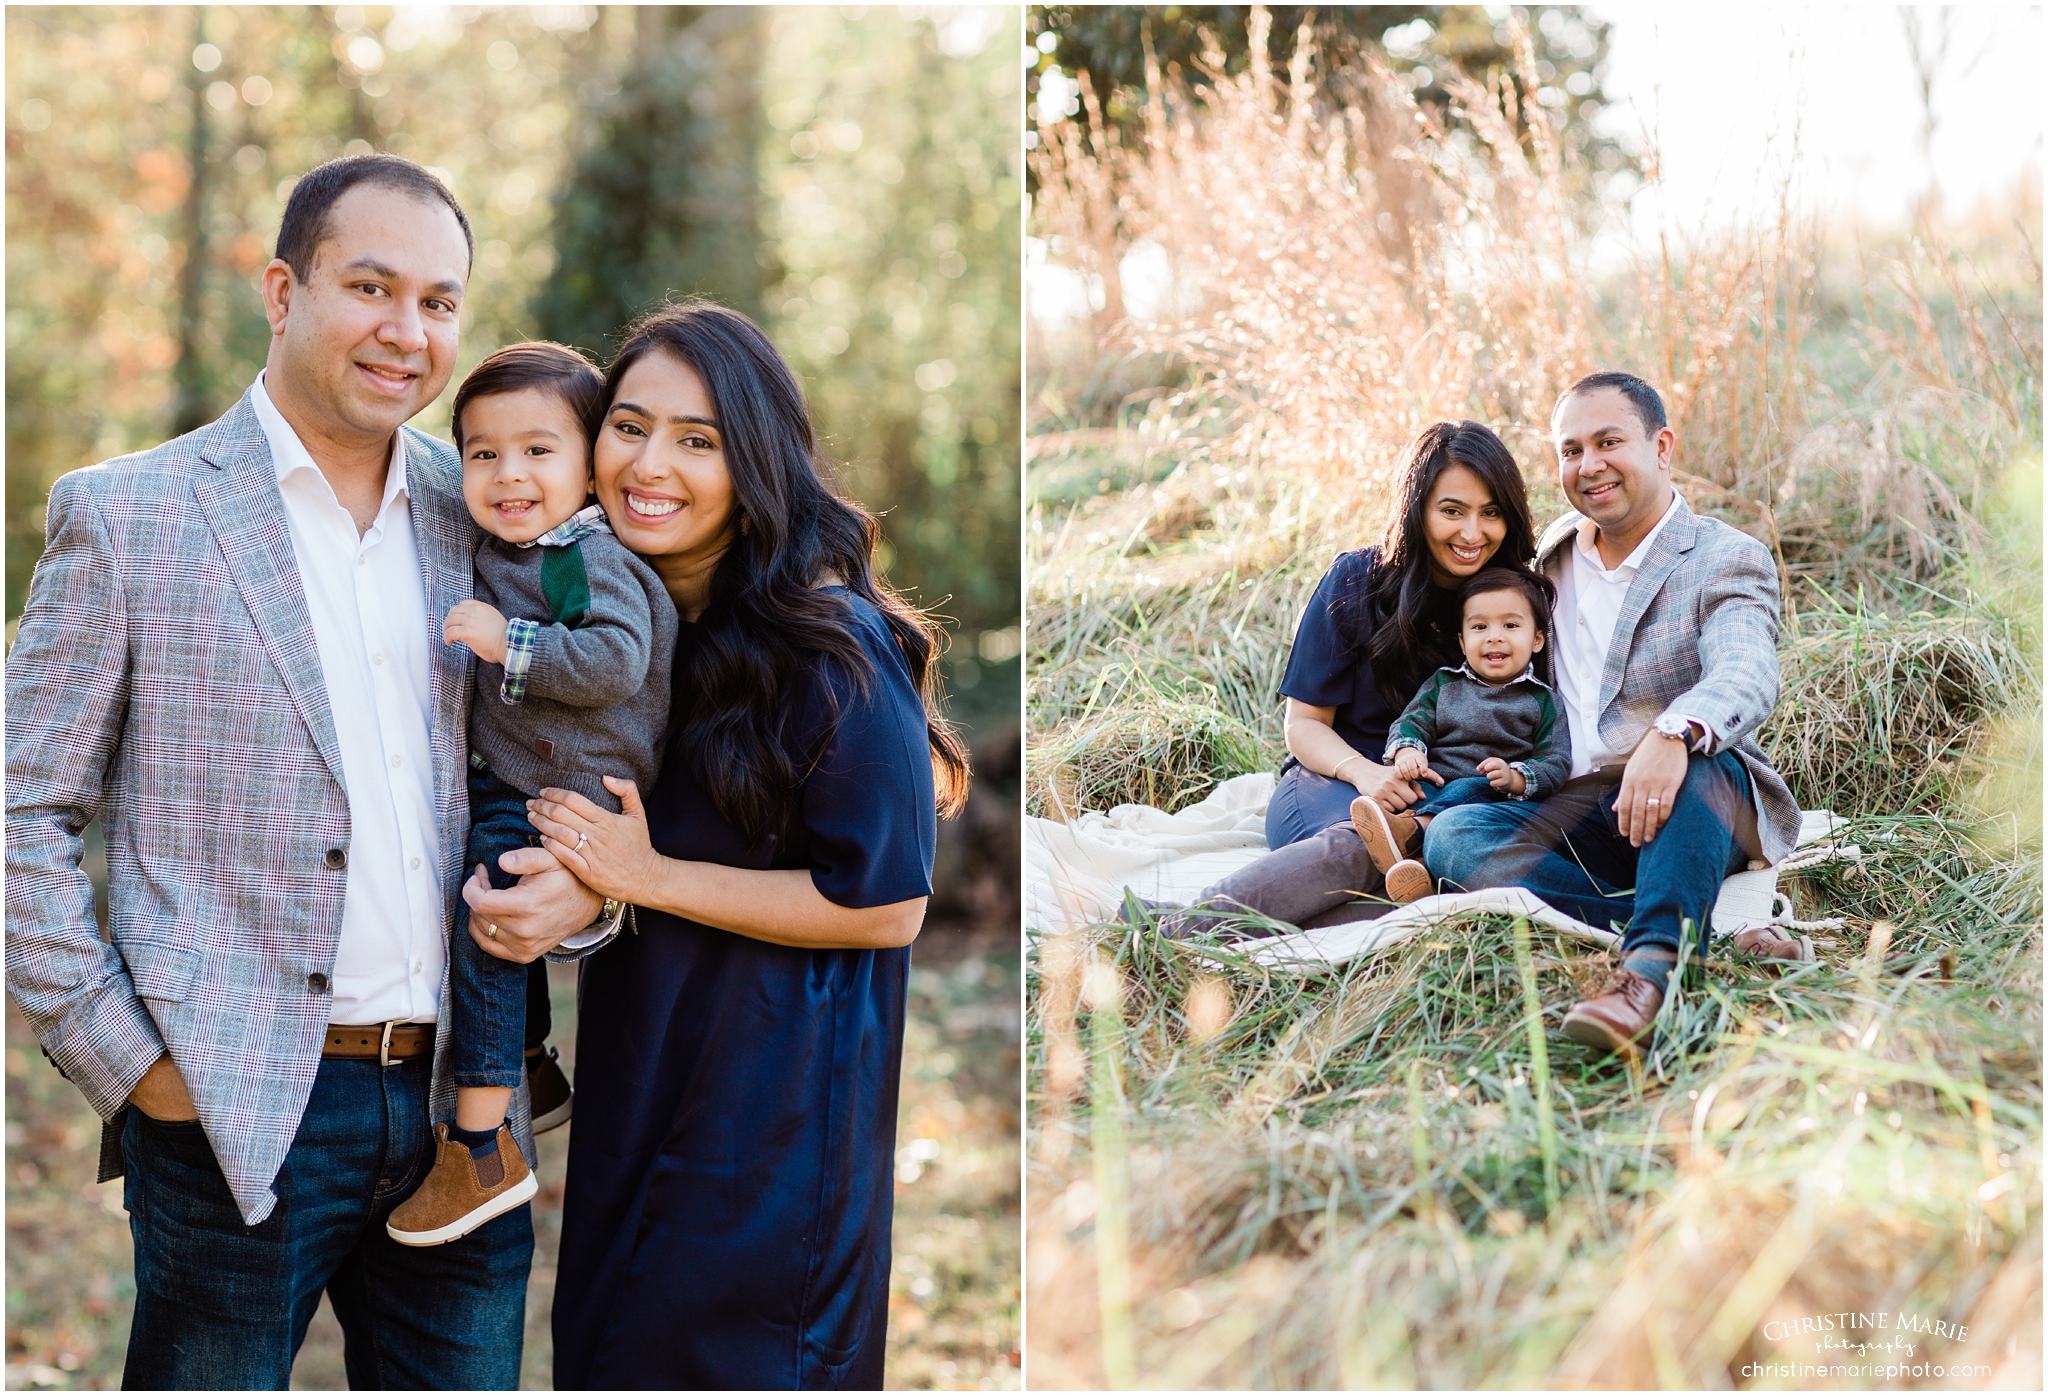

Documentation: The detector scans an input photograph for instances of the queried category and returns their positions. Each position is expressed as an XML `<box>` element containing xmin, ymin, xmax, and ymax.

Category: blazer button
<box><xmin>323</xmin><ymin>847</ymin><xmax>347</xmax><ymax>870</ymax></box>
<box><xmin>308</xmin><ymin>972</ymin><xmax>330</xmax><ymax>995</ymax></box>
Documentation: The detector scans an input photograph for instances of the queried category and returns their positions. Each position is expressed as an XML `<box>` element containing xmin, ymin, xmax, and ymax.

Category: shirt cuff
<box><xmin>545</xmin><ymin>899</ymin><xmax>629</xmax><ymax>961</ymax></box>
<box><xmin>499</xmin><ymin>618</ymin><xmax>539</xmax><ymax>705</ymax></box>
<box><xmin>1384</xmin><ymin>737</ymin><xmax>1427</xmax><ymax>760</ymax></box>
<box><xmin>1507</xmin><ymin>760</ymin><xmax>1537</xmax><ymax>800</ymax></box>
<box><xmin>1670</xmin><ymin>713</ymin><xmax>1718</xmax><ymax>753</ymax></box>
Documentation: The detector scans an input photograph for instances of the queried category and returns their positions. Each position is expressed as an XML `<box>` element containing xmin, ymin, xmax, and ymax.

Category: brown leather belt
<box><xmin>323</xmin><ymin>1022</ymin><xmax>435</xmax><ymax>1065</ymax></box>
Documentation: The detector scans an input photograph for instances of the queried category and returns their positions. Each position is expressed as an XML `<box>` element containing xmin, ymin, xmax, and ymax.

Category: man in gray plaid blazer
<box><xmin>1424</xmin><ymin>371</ymin><xmax>1813</xmax><ymax>1053</ymax></box>
<box><xmin>6</xmin><ymin>156</ymin><xmax>597</xmax><ymax>1388</ymax></box>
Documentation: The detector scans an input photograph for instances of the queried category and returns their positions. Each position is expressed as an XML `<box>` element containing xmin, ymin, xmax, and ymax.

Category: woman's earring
<box><xmin>739</xmin><ymin>513</ymin><xmax>750</xmax><ymax>537</ymax></box>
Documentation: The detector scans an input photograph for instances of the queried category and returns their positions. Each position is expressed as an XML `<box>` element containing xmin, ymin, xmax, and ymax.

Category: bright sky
<box><xmin>1593</xmin><ymin>4</ymin><xmax>2043</xmax><ymax>230</ymax></box>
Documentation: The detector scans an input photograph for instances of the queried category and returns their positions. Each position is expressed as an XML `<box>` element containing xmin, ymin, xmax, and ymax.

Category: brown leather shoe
<box><xmin>1350</xmin><ymin>796</ymin><xmax>1419</xmax><ymax>875</ymax></box>
<box><xmin>386</xmin><ymin>1123</ymin><xmax>537</xmax><ymax>1246</ymax></box>
<box><xmin>1561</xmin><ymin>969</ymin><xmax>1665</xmax><ymax>1054</ymax></box>
<box><xmin>1729</xmin><ymin>926</ymin><xmax>1814</xmax><ymax>970</ymax></box>
<box><xmin>1384</xmin><ymin>859</ymin><xmax>1433</xmax><ymax>904</ymax></box>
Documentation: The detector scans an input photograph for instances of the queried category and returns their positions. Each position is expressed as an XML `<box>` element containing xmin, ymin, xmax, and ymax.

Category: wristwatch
<box><xmin>1652</xmin><ymin>713</ymin><xmax>1699</xmax><ymax>746</ymax></box>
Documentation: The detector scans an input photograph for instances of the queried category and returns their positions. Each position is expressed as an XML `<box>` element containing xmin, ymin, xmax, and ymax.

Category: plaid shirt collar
<box><xmin>516</xmin><ymin>503</ymin><xmax>611</xmax><ymax>549</ymax></box>
<box><xmin>1448</xmin><ymin>660</ymin><xmax>1548</xmax><ymax>690</ymax></box>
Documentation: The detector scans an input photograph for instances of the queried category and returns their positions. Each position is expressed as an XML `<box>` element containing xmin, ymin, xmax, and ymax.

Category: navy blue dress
<box><xmin>552</xmin><ymin>590</ymin><xmax>937</xmax><ymax>1390</ymax></box>
<box><xmin>1267</xmin><ymin>548</ymin><xmax>1463</xmax><ymax>848</ymax></box>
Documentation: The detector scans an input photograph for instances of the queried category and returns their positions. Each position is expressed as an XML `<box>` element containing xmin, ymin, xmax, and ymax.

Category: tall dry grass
<box><xmin>1026</xmin><ymin>12</ymin><xmax>2040</xmax><ymax>819</ymax></box>
<box><xmin>1025</xmin><ymin>10</ymin><xmax>2041</xmax><ymax>1388</ymax></box>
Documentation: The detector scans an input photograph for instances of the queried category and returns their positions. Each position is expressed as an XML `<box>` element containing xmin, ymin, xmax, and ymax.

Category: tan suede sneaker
<box><xmin>386</xmin><ymin>1123</ymin><xmax>537</xmax><ymax>1247</ymax></box>
<box><xmin>1384</xmin><ymin>858</ymin><xmax>1434</xmax><ymax>904</ymax></box>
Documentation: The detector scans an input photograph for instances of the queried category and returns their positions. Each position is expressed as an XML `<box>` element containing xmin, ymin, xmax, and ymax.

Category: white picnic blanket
<box><xmin>1025</xmin><ymin>772</ymin><xmax>1848</xmax><ymax>973</ymax></box>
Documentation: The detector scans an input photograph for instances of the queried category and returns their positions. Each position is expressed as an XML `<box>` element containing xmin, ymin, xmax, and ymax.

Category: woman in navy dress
<box><xmin>1264</xmin><ymin>421</ymin><xmax>1537</xmax><ymax>849</ymax></box>
<box><xmin>497</xmin><ymin>302</ymin><xmax>969</xmax><ymax>1388</ymax></box>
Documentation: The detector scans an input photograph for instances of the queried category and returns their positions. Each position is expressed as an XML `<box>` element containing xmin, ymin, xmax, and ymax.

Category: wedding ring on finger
<box><xmin>486</xmin><ymin>923</ymin><xmax>499</xmax><ymax>940</ymax></box>
<box><xmin>576</xmin><ymin>831</ymin><xmax>589</xmax><ymax>851</ymax></box>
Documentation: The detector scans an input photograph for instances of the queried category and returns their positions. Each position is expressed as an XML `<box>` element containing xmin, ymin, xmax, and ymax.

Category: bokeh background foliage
<box><xmin>5</xmin><ymin>5</ymin><xmax>1021</xmax><ymax>1390</ymax></box>
<box><xmin>5</xmin><ymin>3</ymin><xmax>1022</xmax><ymax>716</ymax></box>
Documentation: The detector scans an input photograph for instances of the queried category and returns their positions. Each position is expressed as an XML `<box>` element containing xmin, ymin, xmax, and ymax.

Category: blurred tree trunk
<box><xmin>531</xmin><ymin>6</ymin><xmax>766</xmax><ymax>353</ymax></box>
<box><xmin>173</xmin><ymin>5</ymin><xmax>211</xmax><ymax>435</ymax></box>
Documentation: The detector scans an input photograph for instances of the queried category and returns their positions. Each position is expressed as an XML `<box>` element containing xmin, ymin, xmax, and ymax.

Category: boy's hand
<box><xmin>1478</xmin><ymin>757</ymin><xmax>1526</xmax><ymax>795</ymax></box>
<box><xmin>1391</xmin><ymin>747</ymin><xmax>1435</xmax><ymax>784</ymax></box>
<box><xmin>444</xmin><ymin>600</ymin><xmax>510</xmax><ymax>665</ymax></box>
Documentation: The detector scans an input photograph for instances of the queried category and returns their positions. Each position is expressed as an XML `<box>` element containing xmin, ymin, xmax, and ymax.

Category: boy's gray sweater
<box><xmin>1384</xmin><ymin>664</ymin><xmax>1573</xmax><ymax>799</ymax></box>
<box><xmin>469</xmin><ymin>521</ymin><xmax>677</xmax><ymax>812</ymax></box>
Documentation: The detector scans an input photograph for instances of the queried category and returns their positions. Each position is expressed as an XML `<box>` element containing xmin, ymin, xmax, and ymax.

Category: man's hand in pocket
<box><xmin>128</xmin><ymin>1052</ymin><xmax>198</xmax><ymax>1122</ymax></box>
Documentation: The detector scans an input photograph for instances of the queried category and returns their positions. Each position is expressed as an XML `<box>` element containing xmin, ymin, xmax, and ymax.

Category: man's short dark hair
<box><xmin>1552</xmin><ymin>370</ymin><xmax>1667</xmax><ymax>437</ymax></box>
<box><xmin>452</xmin><ymin>341</ymin><xmax>605</xmax><ymax>449</ymax></box>
<box><xmin>1460</xmin><ymin>566</ymin><xmax>1555</xmax><ymax>639</ymax></box>
<box><xmin>274</xmin><ymin>154</ymin><xmax>473</xmax><ymax>282</ymax></box>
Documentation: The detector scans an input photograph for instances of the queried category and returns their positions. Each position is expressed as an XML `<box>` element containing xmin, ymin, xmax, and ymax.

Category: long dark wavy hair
<box><xmin>603</xmin><ymin>300</ymin><xmax>970</xmax><ymax>846</ymax></box>
<box><xmin>1364</xmin><ymin>420</ymin><xmax>1537</xmax><ymax>706</ymax></box>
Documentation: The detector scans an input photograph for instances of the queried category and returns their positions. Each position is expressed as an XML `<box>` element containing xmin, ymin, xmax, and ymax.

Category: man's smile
<box><xmin>356</xmin><ymin>361</ymin><xmax>422</xmax><ymax>396</ymax></box>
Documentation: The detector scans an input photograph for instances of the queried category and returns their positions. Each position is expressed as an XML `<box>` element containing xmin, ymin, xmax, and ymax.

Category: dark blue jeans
<box><xmin>451</xmin><ymin>766</ymin><xmax>554</xmax><ymax>1088</ymax></box>
<box><xmin>1411</xmin><ymin>774</ymin><xmax>1511</xmax><ymax>819</ymax></box>
<box><xmin>1422</xmin><ymin>751</ymin><xmax>1757</xmax><ymax>958</ymax></box>
<box><xmin>1266</xmin><ymin>765</ymin><xmax>1508</xmax><ymax>850</ymax></box>
<box><xmin>120</xmin><ymin>1056</ymin><xmax>532</xmax><ymax>1389</ymax></box>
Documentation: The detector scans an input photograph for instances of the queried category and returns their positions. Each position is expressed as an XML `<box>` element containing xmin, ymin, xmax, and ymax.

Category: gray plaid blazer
<box><xmin>5</xmin><ymin>388</ymin><xmax>535</xmax><ymax>1226</ymax></box>
<box><xmin>1538</xmin><ymin>493</ymin><xmax>1803</xmax><ymax>864</ymax></box>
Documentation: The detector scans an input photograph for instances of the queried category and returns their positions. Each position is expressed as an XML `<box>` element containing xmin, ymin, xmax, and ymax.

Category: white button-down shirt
<box><xmin>1550</xmin><ymin>492</ymin><xmax>1702</xmax><ymax>779</ymax></box>
<box><xmin>252</xmin><ymin>373</ymin><xmax>445</xmax><ymax>1026</ymax></box>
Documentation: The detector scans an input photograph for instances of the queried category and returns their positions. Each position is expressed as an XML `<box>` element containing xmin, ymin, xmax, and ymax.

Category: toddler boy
<box><xmin>1351</xmin><ymin>567</ymin><xmax>1572</xmax><ymax>903</ymax></box>
<box><xmin>386</xmin><ymin>342</ymin><xmax>676</xmax><ymax>1245</ymax></box>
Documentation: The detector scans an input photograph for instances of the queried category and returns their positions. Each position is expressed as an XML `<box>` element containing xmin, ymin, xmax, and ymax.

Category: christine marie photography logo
<box><xmin>1741</xmin><ymin>1309</ymin><xmax>1992</xmax><ymax>1383</ymax></box>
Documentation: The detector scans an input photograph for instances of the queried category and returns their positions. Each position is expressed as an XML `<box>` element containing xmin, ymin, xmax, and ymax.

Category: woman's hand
<box><xmin>464</xmin><ymin>845</ymin><xmax>600</xmax><ymax>964</ymax></box>
<box><xmin>526</xmin><ymin>776</ymin><xmax>665</xmax><ymax>906</ymax></box>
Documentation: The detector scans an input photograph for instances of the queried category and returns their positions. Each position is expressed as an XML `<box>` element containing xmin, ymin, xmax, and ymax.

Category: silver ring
<box><xmin>486</xmin><ymin>923</ymin><xmax>499</xmax><ymax>940</ymax></box>
<box><xmin>1647</xmin><ymin>798</ymin><xmax>1661</xmax><ymax>806</ymax></box>
<box><xmin>576</xmin><ymin>832</ymin><xmax>589</xmax><ymax>851</ymax></box>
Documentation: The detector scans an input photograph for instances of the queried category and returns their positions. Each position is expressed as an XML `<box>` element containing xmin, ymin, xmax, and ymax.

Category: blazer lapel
<box><xmin>401</xmin><ymin>428</ymin><xmax>476</xmax><ymax>892</ymax></box>
<box><xmin>189</xmin><ymin>397</ymin><xmax>349</xmax><ymax>797</ymax></box>
<box><xmin>1598</xmin><ymin>497</ymin><xmax>1698</xmax><ymax>712</ymax></box>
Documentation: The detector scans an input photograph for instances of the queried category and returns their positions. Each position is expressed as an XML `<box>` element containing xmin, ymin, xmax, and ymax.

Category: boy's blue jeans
<box><xmin>1422</xmin><ymin>751</ymin><xmax>1757</xmax><ymax>959</ymax></box>
<box><xmin>1409</xmin><ymin>774</ymin><xmax>1513</xmax><ymax>819</ymax></box>
<box><xmin>1265</xmin><ymin>768</ymin><xmax>1515</xmax><ymax>850</ymax></box>
<box><xmin>451</xmin><ymin>765</ymin><xmax>554</xmax><ymax>1090</ymax></box>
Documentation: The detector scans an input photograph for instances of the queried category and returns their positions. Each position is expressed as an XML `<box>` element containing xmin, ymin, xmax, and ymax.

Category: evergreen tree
<box><xmin>531</xmin><ymin>8</ymin><xmax>767</xmax><ymax>355</ymax></box>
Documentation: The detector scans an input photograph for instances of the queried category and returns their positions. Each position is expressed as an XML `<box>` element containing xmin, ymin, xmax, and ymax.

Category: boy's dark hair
<box><xmin>274</xmin><ymin>154</ymin><xmax>473</xmax><ymax>281</ymax></box>
<box><xmin>452</xmin><ymin>342</ymin><xmax>605</xmax><ymax>449</ymax></box>
<box><xmin>1552</xmin><ymin>370</ymin><xmax>1667</xmax><ymax>437</ymax></box>
<box><xmin>1460</xmin><ymin>566</ymin><xmax>1555</xmax><ymax>640</ymax></box>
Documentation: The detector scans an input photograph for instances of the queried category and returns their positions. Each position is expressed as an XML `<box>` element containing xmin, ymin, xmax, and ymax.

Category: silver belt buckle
<box><xmin>379</xmin><ymin>1020</ymin><xmax>396</xmax><ymax>1068</ymax></box>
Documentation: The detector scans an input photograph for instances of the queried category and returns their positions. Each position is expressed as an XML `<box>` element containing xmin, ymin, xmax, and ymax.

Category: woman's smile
<box><xmin>624</xmin><ymin>491</ymin><xmax>684</xmax><ymax>520</ymax></box>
